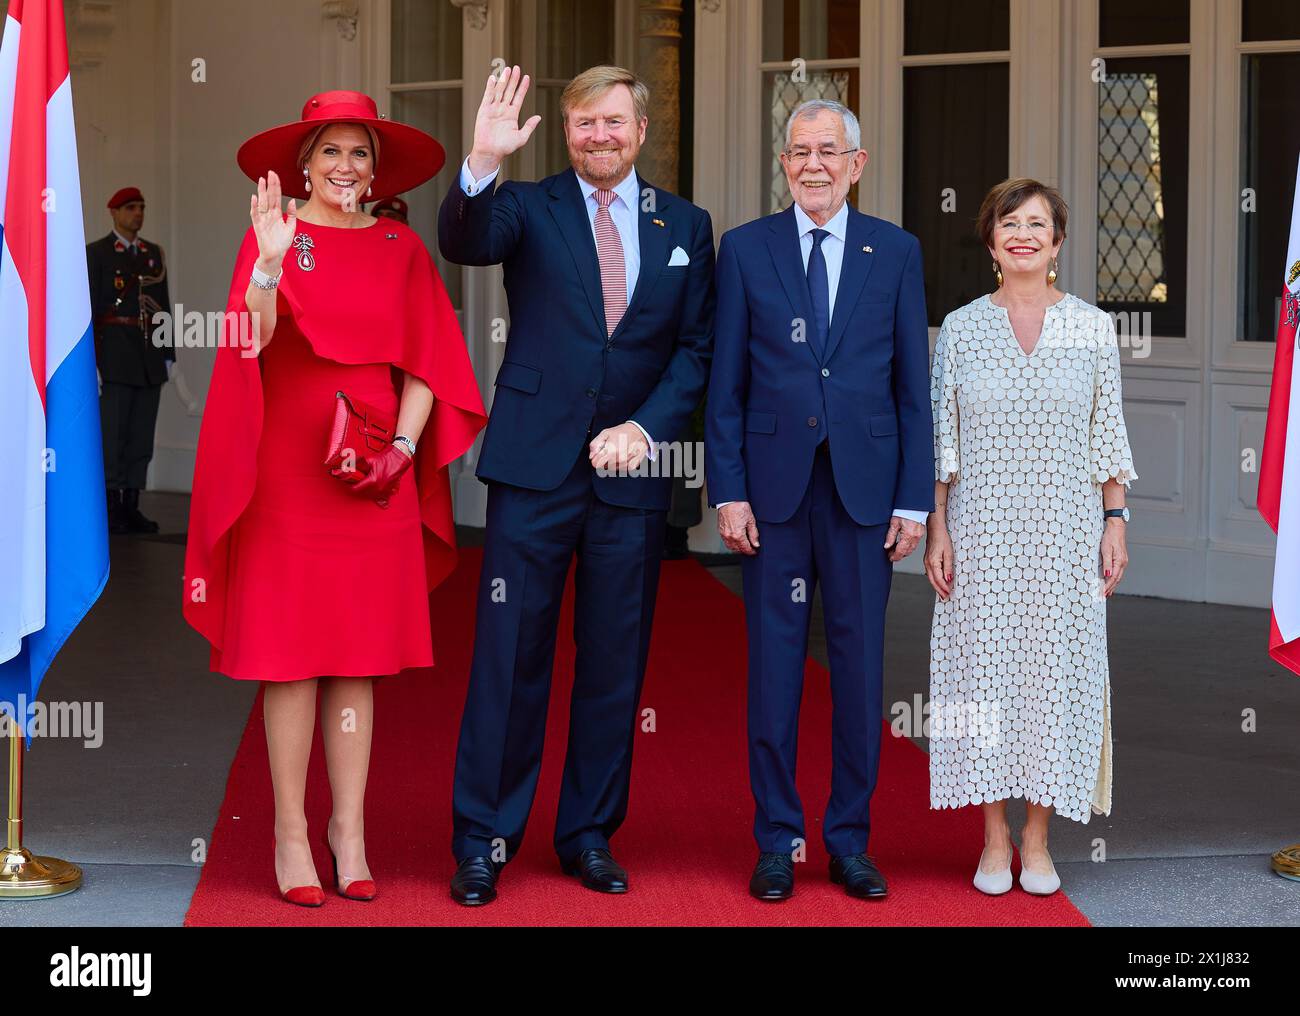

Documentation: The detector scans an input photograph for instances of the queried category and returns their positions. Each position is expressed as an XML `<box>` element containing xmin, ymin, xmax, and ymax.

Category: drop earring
<box><xmin>303</xmin><ymin>167</ymin><xmax>311</xmax><ymax>193</ymax></box>
<box><xmin>992</xmin><ymin>260</ymin><xmax>1004</xmax><ymax>288</ymax></box>
<box><xmin>1047</xmin><ymin>256</ymin><xmax>1059</xmax><ymax>286</ymax></box>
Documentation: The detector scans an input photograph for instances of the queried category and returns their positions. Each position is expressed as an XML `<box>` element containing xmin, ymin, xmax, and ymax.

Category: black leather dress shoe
<box><xmin>106</xmin><ymin>489</ymin><xmax>129</xmax><ymax>535</ymax></box>
<box><xmin>122</xmin><ymin>488</ymin><xmax>160</xmax><ymax>534</ymax></box>
<box><xmin>560</xmin><ymin>848</ymin><xmax>628</xmax><ymax>893</ymax></box>
<box><xmin>663</xmin><ymin>524</ymin><xmax>691</xmax><ymax>560</ymax></box>
<box><xmin>749</xmin><ymin>851</ymin><xmax>794</xmax><ymax>901</ymax></box>
<box><xmin>829</xmin><ymin>854</ymin><xmax>888</xmax><ymax>898</ymax></box>
<box><xmin>450</xmin><ymin>856</ymin><xmax>499</xmax><ymax>906</ymax></box>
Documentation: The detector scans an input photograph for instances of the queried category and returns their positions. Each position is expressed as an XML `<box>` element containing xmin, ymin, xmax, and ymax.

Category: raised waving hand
<box><xmin>468</xmin><ymin>65</ymin><xmax>541</xmax><ymax>180</ymax></box>
<box><xmin>249</xmin><ymin>170</ymin><xmax>296</xmax><ymax>270</ymax></box>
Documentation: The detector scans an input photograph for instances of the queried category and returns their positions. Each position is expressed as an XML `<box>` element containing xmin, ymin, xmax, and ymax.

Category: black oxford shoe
<box><xmin>561</xmin><ymin>848</ymin><xmax>629</xmax><ymax>893</ymax></box>
<box><xmin>106</xmin><ymin>489</ymin><xmax>129</xmax><ymax>535</ymax></box>
<box><xmin>749</xmin><ymin>851</ymin><xmax>794</xmax><ymax>901</ymax></box>
<box><xmin>829</xmin><ymin>853</ymin><xmax>888</xmax><ymax>899</ymax></box>
<box><xmin>122</xmin><ymin>489</ymin><xmax>160</xmax><ymax>534</ymax></box>
<box><xmin>450</xmin><ymin>856</ymin><xmax>499</xmax><ymax>906</ymax></box>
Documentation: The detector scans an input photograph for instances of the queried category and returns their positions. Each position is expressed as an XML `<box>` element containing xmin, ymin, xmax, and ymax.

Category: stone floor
<box><xmin>3</xmin><ymin>492</ymin><xmax>1298</xmax><ymax>926</ymax></box>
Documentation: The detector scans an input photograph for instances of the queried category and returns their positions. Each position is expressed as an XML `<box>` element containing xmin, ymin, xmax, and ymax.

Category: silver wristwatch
<box><xmin>393</xmin><ymin>435</ymin><xmax>417</xmax><ymax>457</ymax></box>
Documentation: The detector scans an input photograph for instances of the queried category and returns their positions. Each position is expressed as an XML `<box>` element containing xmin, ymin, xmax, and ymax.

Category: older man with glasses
<box><xmin>706</xmin><ymin>99</ymin><xmax>933</xmax><ymax>902</ymax></box>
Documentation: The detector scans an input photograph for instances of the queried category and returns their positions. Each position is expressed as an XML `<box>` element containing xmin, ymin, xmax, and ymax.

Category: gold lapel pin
<box><xmin>652</xmin><ymin>218</ymin><xmax>666</xmax><ymax>228</ymax></box>
<box><xmin>863</xmin><ymin>245</ymin><xmax>873</xmax><ymax>253</ymax></box>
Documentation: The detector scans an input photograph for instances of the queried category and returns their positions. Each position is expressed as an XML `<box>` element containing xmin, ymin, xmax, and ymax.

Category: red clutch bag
<box><xmin>325</xmin><ymin>390</ymin><xmax>397</xmax><ymax>507</ymax></box>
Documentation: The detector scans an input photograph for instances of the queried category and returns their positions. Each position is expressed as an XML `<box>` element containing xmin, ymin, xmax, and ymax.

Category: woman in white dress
<box><xmin>923</xmin><ymin>178</ymin><xmax>1136</xmax><ymax>896</ymax></box>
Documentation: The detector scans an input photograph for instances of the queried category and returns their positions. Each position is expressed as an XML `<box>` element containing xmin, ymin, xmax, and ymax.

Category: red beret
<box><xmin>107</xmin><ymin>187</ymin><xmax>144</xmax><ymax>209</ymax></box>
<box><xmin>369</xmin><ymin>196</ymin><xmax>408</xmax><ymax>219</ymax></box>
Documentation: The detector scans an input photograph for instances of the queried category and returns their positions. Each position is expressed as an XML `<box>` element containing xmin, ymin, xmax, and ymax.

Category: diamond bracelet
<box><xmin>250</xmin><ymin>263</ymin><xmax>282</xmax><ymax>290</ymax></box>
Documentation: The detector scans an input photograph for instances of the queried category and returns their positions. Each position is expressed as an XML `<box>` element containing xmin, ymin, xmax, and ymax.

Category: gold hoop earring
<box><xmin>1047</xmin><ymin>257</ymin><xmax>1059</xmax><ymax>286</ymax></box>
<box><xmin>303</xmin><ymin>167</ymin><xmax>311</xmax><ymax>193</ymax></box>
<box><xmin>992</xmin><ymin>260</ymin><xmax>1004</xmax><ymax>288</ymax></box>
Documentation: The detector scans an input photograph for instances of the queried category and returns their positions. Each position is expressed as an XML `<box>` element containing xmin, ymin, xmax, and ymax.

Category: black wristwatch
<box><xmin>1104</xmin><ymin>507</ymin><xmax>1130</xmax><ymax>523</ymax></box>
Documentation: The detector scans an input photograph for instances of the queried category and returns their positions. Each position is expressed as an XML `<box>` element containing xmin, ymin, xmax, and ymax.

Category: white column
<box><xmin>1008</xmin><ymin>0</ymin><xmax>1062</xmax><ymax>184</ymax></box>
<box><xmin>321</xmin><ymin>0</ymin><xmax>363</xmax><ymax>88</ymax></box>
<box><xmin>453</xmin><ymin>0</ymin><xmax>505</xmax><ymax>526</ymax></box>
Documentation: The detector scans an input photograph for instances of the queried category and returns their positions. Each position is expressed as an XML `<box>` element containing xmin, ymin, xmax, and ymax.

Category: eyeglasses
<box><xmin>995</xmin><ymin>221</ymin><xmax>1052</xmax><ymax>233</ymax></box>
<box><xmin>782</xmin><ymin>147</ymin><xmax>859</xmax><ymax>167</ymax></box>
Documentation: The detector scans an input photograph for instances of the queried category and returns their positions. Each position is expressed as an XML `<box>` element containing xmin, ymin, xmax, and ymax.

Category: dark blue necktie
<box><xmin>807</xmin><ymin>228</ymin><xmax>830</xmax><ymax>361</ymax></box>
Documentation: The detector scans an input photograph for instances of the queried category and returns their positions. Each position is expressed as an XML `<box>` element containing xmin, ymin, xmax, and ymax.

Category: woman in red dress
<box><xmin>183</xmin><ymin>92</ymin><xmax>486</xmax><ymax>906</ymax></box>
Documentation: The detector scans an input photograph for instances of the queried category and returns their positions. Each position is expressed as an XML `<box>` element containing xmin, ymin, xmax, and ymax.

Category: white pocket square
<box><xmin>668</xmin><ymin>246</ymin><xmax>689</xmax><ymax>267</ymax></box>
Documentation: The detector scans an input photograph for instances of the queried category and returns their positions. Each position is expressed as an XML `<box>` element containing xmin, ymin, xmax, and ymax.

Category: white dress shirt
<box><xmin>460</xmin><ymin>157</ymin><xmax>655</xmax><ymax>456</ymax></box>
<box><xmin>793</xmin><ymin>200</ymin><xmax>848</xmax><ymax>309</ymax></box>
<box><xmin>573</xmin><ymin>169</ymin><xmax>641</xmax><ymax>303</ymax></box>
<box><xmin>717</xmin><ymin>200</ymin><xmax>928</xmax><ymax>525</ymax></box>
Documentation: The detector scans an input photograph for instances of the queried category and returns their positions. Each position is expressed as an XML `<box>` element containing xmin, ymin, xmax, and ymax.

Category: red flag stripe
<box><xmin>4</xmin><ymin>1</ymin><xmax>62</xmax><ymax>410</ymax></box>
<box><xmin>7</xmin><ymin>0</ymin><xmax>71</xmax><ymax>94</ymax></box>
<box><xmin>1258</xmin><ymin>286</ymin><xmax>1295</xmax><ymax>532</ymax></box>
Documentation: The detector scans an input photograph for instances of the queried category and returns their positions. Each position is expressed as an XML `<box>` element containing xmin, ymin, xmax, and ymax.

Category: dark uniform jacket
<box><xmin>86</xmin><ymin>232</ymin><xmax>174</xmax><ymax>386</ymax></box>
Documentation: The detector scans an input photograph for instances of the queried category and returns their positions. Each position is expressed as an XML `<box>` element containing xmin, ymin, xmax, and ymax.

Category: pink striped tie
<box><xmin>594</xmin><ymin>188</ymin><xmax>627</xmax><ymax>337</ymax></box>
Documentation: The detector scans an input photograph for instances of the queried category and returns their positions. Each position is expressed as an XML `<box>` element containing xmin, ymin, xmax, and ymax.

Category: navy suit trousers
<box><xmin>742</xmin><ymin>440</ymin><xmax>893</xmax><ymax>857</ymax></box>
<box><xmin>451</xmin><ymin>448</ymin><xmax>667</xmax><ymax>864</ymax></box>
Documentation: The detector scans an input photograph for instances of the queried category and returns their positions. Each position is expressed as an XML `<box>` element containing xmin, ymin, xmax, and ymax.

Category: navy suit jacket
<box><xmin>705</xmin><ymin>204</ymin><xmax>934</xmax><ymax>525</ymax></box>
<box><xmin>438</xmin><ymin>166</ymin><xmax>715</xmax><ymax>511</ymax></box>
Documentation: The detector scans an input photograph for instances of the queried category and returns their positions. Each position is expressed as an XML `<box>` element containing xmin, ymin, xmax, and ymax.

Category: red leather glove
<box><xmin>332</xmin><ymin>443</ymin><xmax>413</xmax><ymax>507</ymax></box>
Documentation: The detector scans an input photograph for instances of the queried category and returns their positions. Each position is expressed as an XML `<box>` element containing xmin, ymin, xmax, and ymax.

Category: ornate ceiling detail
<box><xmin>66</xmin><ymin>0</ymin><xmax>117</xmax><ymax>69</ymax></box>
<box><xmin>450</xmin><ymin>0</ymin><xmax>488</xmax><ymax>32</ymax></box>
<box><xmin>322</xmin><ymin>0</ymin><xmax>360</xmax><ymax>42</ymax></box>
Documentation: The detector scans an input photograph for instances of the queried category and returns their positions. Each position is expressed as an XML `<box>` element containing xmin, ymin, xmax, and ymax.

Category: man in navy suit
<box><xmin>439</xmin><ymin>65</ymin><xmax>715</xmax><ymax>905</ymax></box>
<box><xmin>705</xmin><ymin>100</ymin><xmax>933</xmax><ymax>902</ymax></box>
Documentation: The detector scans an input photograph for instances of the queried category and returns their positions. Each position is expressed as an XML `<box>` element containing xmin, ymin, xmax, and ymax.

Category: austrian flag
<box><xmin>1259</xmin><ymin>155</ymin><xmax>1300</xmax><ymax>675</ymax></box>
<box><xmin>0</xmin><ymin>0</ymin><xmax>110</xmax><ymax>721</ymax></box>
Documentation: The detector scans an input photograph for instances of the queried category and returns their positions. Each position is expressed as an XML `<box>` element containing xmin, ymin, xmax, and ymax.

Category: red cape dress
<box><xmin>182</xmin><ymin>218</ymin><xmax>487</xmax><ymax>680</ymax></box>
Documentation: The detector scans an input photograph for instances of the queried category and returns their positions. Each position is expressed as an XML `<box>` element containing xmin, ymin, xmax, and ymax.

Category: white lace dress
<box><xmin>927</xmin><ymin>292</ymin><xmax>1136</xmax><ymax>824</ymax></box>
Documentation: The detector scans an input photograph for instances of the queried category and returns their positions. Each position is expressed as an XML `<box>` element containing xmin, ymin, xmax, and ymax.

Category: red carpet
<box><xmin>184</xmin><ymin>548</ymin><xmax>1089</xmax><ymax>926</ymax></box>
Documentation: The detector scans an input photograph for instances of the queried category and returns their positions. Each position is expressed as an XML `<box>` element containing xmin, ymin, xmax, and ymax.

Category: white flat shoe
<box><xmin>973</xmin><ymin>844</ymin><xmax>1013</xmax><ymax>895</ymax></box>
<box><xmin>1018</xmin><ymin>855</ymin><xmax>1061</xmax><ymax>895</ymax></box>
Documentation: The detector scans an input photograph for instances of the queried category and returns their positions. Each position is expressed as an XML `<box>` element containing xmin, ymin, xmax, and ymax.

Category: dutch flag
<box><xmin>0</xmin><ymin>0</ymin><xmax>109</xmax><ymax>721</ymax></box>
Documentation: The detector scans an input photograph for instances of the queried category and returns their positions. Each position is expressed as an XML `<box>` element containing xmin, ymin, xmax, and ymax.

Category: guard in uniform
<box><xmin>369</xmin><ymin>195</ymin><xmax>409</xmax><ymax>224</ymax></box>
<box><xmin>87</xmin><ymin>187</ymin><xmax>173</xmax><ymax>534</ymax></box>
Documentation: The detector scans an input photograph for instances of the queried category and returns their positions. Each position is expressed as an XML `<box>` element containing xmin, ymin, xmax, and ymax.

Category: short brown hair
<box><xmin>976</xmin><ymin>178</ymin><xmax>1068</xmax><ymax>250</ymax></box>
<box><xmin>560</xmin><ymin>65</ymin><xmax>648</xmax><ymax>124</ymax></box>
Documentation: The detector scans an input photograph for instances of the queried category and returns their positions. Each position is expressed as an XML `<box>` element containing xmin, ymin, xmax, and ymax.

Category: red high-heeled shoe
<box><xmin>325</xmin><ymin>829</ymin><xmax>377</xmax><ymax>901</ymax></box>
<box><xmin>273</xmin><ymin>836</ymin><xmax>325</xmax><ymax>907</ymax></box>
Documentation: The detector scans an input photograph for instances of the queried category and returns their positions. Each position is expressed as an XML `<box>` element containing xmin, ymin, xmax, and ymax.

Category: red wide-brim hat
<box><xmin>236</xmin><ymin>90</ymin><xmax>445</xmax><ymax>204</ymax></box>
